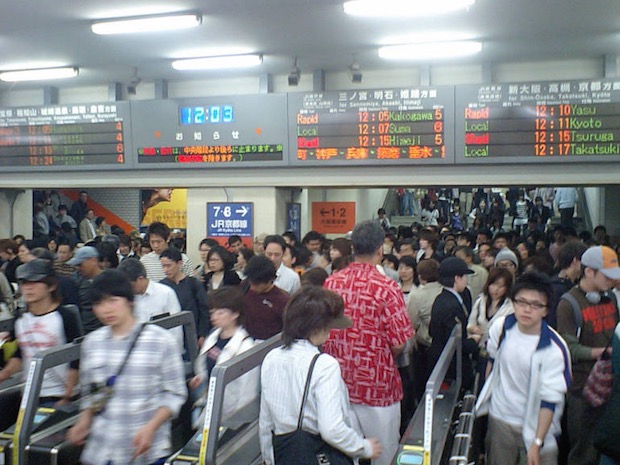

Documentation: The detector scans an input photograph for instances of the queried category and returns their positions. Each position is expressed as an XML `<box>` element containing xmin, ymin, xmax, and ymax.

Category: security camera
<box><xmin>288</xmin><ymin>67</ymin><xmax>300</xmax><ymax>86</ymax></box>
<box><xmin>127</xmin><ymin>67</ymin><xmax>142</xmax><ymax>96</ymax></box>
<box><xmin>288</xmin><ymin>72</ymin><xmax>300</xmax><ymax>86</ymax></box>
<box><xmin>350</xmin><ymin>62</ymin><xmax>362</xmax><ymax>83</ymax></box>
<box><xmin>288</xmin><ymin>57</ymin><xmax>300</xmax><ymax>86</ymax></box>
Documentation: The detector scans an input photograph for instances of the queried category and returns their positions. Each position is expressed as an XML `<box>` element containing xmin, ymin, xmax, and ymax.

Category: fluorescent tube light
<box><xmin>92</xmin><ymin>13</ymin><xmax>201</xmax><ymax>35</ymax></box>
<box><xmin>0</xmin><ymin>67</ymin><xmax>79</xmax><ymax>82</ymax></box>
<box><xmin>172</xmin><ymin>54</ymin><xmax>263</xmax><ymax>70</ymax></box>
<box><xmin>344</xmin><ymin>0</ymin><xmax>475</xmax><ymax>17</ymax></box>
<box><xmin>379</xmin><ymin>41</ymin><xmax>482</xmax><ymax>60</ymax></box>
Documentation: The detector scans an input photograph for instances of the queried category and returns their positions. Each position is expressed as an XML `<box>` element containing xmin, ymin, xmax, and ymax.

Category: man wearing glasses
<box><xmin>477</xmin><ymin>271</ymin><xmax>571</xmax><ymax>465</ymax></box>
<box><xmin>494</xmin><ymin>247</ymin><xmax>519</xmax><ymax>278</ymax></box>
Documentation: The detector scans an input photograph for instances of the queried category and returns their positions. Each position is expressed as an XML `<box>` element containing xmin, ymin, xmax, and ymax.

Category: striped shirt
<box><xmin>79</xmin><ymin>323</ymin><xmax>187</xmax><ymax>465</ymax></box>
<box><xmin>140</xmin><ymin>251</ymin><xmax>194</xmax><ymax>282</ymax></box>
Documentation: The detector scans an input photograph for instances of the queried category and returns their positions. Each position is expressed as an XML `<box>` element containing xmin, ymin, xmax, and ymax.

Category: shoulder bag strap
<box><xmin>561</xmin><ymin>292</ymin><xmax>583</xmax><ymax>339</ymax></box>
<box><xmin>296</xmin><ymin>353</ymin><xmax>322</xmax><ymax>431</ymax></box>
<box><xmin>109</xmin><ymin>323</ymin><xmax>146</xmax><ymax>385</ymax></box>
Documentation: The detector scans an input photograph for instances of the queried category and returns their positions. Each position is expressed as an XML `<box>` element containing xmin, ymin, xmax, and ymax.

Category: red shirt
<box><xmin>243</xmin><ymin>286</ymin><xmax>289</xmax><ymax>340</ymax></box>
<box><xmin>323</xmin><ymin>262</ymin><xmax>414</xmax><ymax>407</ymax></box>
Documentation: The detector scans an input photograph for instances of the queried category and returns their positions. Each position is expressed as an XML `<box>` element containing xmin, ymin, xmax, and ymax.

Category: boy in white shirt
<box><xmin>476</xmin><ymin>271</ymin><xmax>572</xmax><ymax>465</ymax></box>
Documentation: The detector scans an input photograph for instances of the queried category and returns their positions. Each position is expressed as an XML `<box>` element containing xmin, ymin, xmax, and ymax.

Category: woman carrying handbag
<box><xmin>259</xmin><ymin>286</ymin><xmax>381</xmax><ymax>465</ymax></box>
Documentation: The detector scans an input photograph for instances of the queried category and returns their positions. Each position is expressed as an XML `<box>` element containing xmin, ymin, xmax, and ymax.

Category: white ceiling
<box><xmin>1</xmin><ymin>0</ymin><xmax>620</xmax><ymax>91</ymax></box>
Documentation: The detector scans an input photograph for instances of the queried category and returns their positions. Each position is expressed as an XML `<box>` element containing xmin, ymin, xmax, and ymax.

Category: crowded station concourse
<box><xmin>3</xmin><ymin>183</ymin><xmax>620</xmax><ymax>465</ymax></box>
<box><xmin>5</xmin><ymin>0</ymin><xmax>620</xmax><ymax>462</ymax></box>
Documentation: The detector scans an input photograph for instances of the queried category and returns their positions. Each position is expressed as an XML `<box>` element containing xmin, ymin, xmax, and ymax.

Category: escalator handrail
<box><xmin>198</xmin><ymin>333</ymin><xmax>282</xmax><ymax>465</ymax></box>
<box><xmin>0</xmin><ymin>316</ymin><xmax>15</xmax><ymax>333</ymax></box>
<box><xmin>13</xmin><ymin>311</ymin><xmax>198</xmax><ymax>465</ymax></box>
<box><xmin>422</xmin><ymin>323</ymin><xmax>461</xmax><ymax>465</ymax></box>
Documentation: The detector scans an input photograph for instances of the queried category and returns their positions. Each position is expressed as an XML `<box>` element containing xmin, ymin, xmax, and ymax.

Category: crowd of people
<box><xmin>0</xmin><ymin>186</ymin><xmax>619</xmax><ymax>465</ymax></box>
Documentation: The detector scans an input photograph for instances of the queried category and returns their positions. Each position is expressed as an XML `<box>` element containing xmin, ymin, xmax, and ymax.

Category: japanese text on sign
<box><xmin>207</xmin><ymin>203</ymin><xmax>253</xmax><ymax>238</ymax></box>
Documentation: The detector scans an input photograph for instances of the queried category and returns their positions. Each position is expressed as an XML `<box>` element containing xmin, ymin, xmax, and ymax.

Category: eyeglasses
<box><xmin>208</xmin><ymin>257</ymin><xmax>222</xmax><ymax>262</ymax></box>
<box><xmin>513</xmin><ymin>298</ymin><xmax>547</xmax><ymax>312</ymax></box>
<box><xmin>497</xmin><ymin>261</ymin><xmax>516</xmax><ymax>269</ymax></box>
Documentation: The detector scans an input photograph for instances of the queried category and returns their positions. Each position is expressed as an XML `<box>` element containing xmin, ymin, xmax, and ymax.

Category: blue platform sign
<box><xmin>207</xmin><ymin>202</ymin><xmax>253</xmax><ymax>238</ymax></box>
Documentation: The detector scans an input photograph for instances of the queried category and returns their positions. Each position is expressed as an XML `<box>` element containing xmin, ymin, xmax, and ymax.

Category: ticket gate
<box><xmin>1</xmin><ymin>311</ymin><xmax>199</xmax><ymax>465</ymax></box>
<box><xmin>166</xmin><ymin>333</ymin><xmax>282</xmax><ymax>465</ymax></box>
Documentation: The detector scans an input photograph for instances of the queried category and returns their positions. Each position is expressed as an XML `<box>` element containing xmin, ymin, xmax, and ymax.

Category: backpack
<box><xmin>560</xmin><ymin>291</ymin><xmax>618</xmax><ymax>340</ymax></box>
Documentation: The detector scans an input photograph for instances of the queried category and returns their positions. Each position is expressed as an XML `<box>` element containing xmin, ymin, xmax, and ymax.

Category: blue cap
<box><xmin>67</xmin><ymin>246</ymin><xmax>99</xmax><ymax>266</ymax></box>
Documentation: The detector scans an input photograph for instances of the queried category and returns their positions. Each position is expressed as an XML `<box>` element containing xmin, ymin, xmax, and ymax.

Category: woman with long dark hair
<box><xmin>467</xmin><ymin>267</ymin><xmax>514</xmax><ymax>353</ymax></box>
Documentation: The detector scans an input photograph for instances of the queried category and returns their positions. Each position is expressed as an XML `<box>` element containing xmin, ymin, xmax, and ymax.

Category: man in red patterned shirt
<box><xmin>324</xmin><ymin>220</ymin><xmax>414</xmax><ymax>465</ymax></box>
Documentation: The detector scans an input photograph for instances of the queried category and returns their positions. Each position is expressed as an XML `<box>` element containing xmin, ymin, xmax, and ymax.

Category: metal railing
<box><xmin>196</xmin><ymin>333</ymin><xmax>282</xmax><ymax>465</ymax></box>
<box><xmin>11</xmin><ymin>311</ymin><xmax>198</xmax><ymax>465</ymax></box>
<box><xmin>448</xmin><ymin>374</ymin><xmax>479</xmax><ymax>465</ymax></box>
<box><xmin>394</xmin><ymin>323</ymin><xmax>462</xmax><ymax>465</ymax></box>
<box><xmin>382</xmin><ymin>188</ymin><xmax>401</xmax><ymax>218</ymax></box>
<box><xmin>0</xmin><ymin>317</ymin><xmax>14</xmax><ymax>333</ymax></box>
<box><xmin>422</xmin><ymin>323</ymin><xmax>462</xmax><ymax>465</ymax></box>
<box><xmin>576</xmin><ymin>187</ymin><xmax>593</xmax><ymax>232</ymax></box>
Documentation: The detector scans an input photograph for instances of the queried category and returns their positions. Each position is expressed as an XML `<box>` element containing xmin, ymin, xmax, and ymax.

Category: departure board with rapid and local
<box><xmin>288</xmin><ymin>88</ymin><xmax>455</xmax><ymax>165</ymax></box>
<box><xmin>0</xmin><ymin>103</ymin><xmax>132</xmax><ymax>171</ymax></box>
<box><xmin>132</xmin><ymin>95</ymin><xmax>288</xmax><ymax>168</ymax></box>
<box><xmin>455</xmin><ymin>80</ymin><xmax>620</xmax><ymax>163</ymax></box>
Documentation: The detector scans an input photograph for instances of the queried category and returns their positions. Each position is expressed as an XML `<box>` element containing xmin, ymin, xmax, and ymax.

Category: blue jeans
<box><xmin>401</xmin><ymin>191</ymin><xmax>414</xmax><ymax>216</ymax></box>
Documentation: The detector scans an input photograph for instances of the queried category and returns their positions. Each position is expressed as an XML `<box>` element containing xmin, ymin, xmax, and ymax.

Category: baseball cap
<box><xmin>439</xmin><ymin>257</ymin><xmax>474</xmax><ymax>277</ymax></box>
<box><xmin>67</xmin><ymin>246</ymin><xmax>99</xmax><ymax>266</ymax></box>
<box><xmin>16</xmin><ymin>259</ymin><xmax>55</xmax><ymax>282</ymax></box>
<box><xmin>581</xmin><ymin>246</ymin><xmax>620</xmax><ymax>280</ymax></box>
<box><xmin>494</xmin><ymin>248</ymin><xmax>519</xmax><ymax>268</ymax></box>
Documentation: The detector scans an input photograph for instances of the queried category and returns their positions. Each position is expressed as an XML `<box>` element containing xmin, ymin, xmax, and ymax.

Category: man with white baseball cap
<box><xmin>557</xmin><ymin>245</ymin><xmax>620</xmax><ymax>465</ymax></box>
<box><xmin>580</xmin><ymin>245</ymin><xmax>620</xmax><ymax>280</ymax></box>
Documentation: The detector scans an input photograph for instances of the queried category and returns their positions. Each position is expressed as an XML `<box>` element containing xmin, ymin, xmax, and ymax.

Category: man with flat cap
<box><xmin>428</xmin><ymin>256</ymin><xmax>480</xmax><ymax>391</ymax></box>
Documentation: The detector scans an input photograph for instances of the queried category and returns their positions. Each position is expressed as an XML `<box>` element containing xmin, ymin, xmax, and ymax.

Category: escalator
<box><xmin>166</xmin><ymin>333</ymin><xmax>282</xmax><ymax>465</ymax></box>
<box><xmin>1</xmin><ymin>311</ymin><xmax>199</xmax><ymax>465</ymax></box>
<box><xmin>394</xmin><ymin>323</ymin><xmax>479</xmax><ymax>465</ymax></box>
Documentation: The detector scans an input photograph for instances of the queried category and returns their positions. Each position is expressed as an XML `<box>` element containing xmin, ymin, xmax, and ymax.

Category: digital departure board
<box><xmin>455</xmin><ymin>80</ymin><xmax>620</xmax><ymax>163</ymax></box>
<box><xmin>132</xmin><ymin>95</ymin><xmax>288</xmax><ymax>168</ymax></box>
<box><xmin>288</xmin><ymin>88</ymin><xmax>455</xmax><ymax>166</ymax></box>
<box><xmin>0</xmin><ymin>103</ymin><xmax>132</xmax><ymax>171</ymax></box>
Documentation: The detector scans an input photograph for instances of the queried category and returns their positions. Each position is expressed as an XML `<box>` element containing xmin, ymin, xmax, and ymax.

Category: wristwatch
<box><xmin>533</xmin><ymin>437</ymin><xmax>544</xmax><ymax>447</ymax></box>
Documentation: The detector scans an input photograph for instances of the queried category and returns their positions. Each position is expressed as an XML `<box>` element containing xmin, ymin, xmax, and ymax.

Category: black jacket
<box><xmin>428</xmin><ymin>288</ymin><xmax>478</xmax><ymax>391</ymax></box>
<box><xmin>203</xmin><ymin>269</ymin><xmax>242</xmax><ymax>292</ymax></box>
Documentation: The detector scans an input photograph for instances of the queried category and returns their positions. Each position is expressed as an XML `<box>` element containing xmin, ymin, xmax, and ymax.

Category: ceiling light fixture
<box><xmin>0</xmin><ymin>67</ymin><xmax>79</xmax><ymax>82</ymax></box>
<box><xmin>378</xmin><ymin>41</ymin><xmax>482</xmax><ymax>60</ymax></box>
<box><xmin>344</xmin><ymin>0</ymin><xmax>475</xmax><ymax>17</ymax></box>
<box><xmin>172</xmin><ymin>54</ymin><xmax>263</xmax><ymax>70</ymax></box>
<box><xmin>92</xmin><ymin>12</ymin><xmax>201</xmax><ymax>35</ymax></box>
<box><xmin>288</xmin><ymin>57</ymin><xmax>300</xmax><ymax>86</ymax></box>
